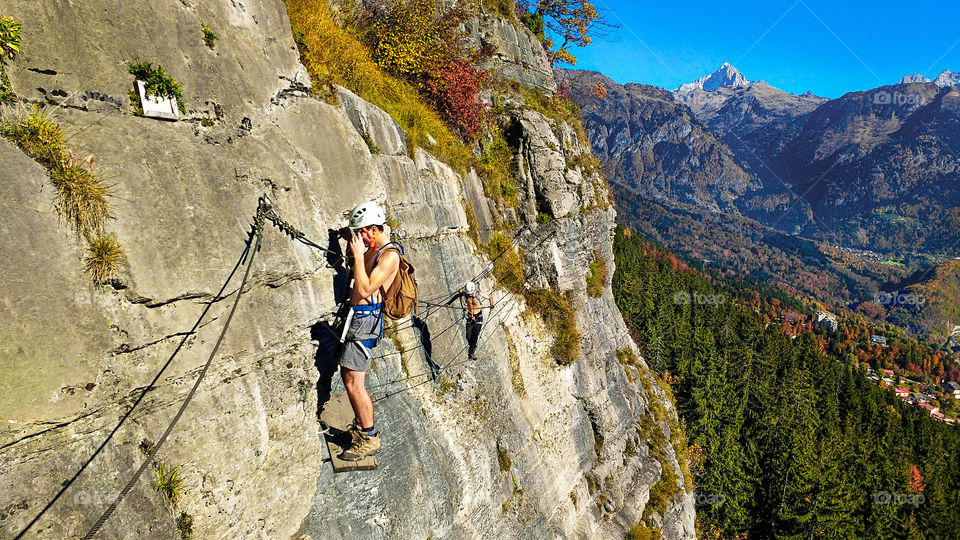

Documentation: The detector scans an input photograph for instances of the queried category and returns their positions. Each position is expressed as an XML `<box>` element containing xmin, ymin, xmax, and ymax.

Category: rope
<box><xmin>368</xmin><ymin>228</ymin><xmax>558</xmax><ymax>392</ymax></box>
<box><xmin>367</xmin><ymin>311</ymin><xmax>467</xmax><ymax>389</ymax></box>
<box><xmin>372</xmin><ymin>294</ymin><xmax>520</xmax><ymax>403</ymax></box>
<box><xmin>83</xmin><ymin>219</ymin><xmax>265</xmax><ymax>539</ymax></box>
<box><xmin>369</xmin><ymin>311</ymin><xmax>466</xmax><ymax>365</ymax></box>
<box><xmin>258</xmin><ymin>196</ymin><xmax>343</xmax><ymax>264</ymax></box>
<box><xmin>374</xmin><ymin>288</ymin><xmax>520</xmax><ymax>392</ymax></box>
<box><xmin>12</xmin><ymin>242</ymin><xmax>252</xmax><ymax>540</ymax></box>
<box><xmin>418</xmin><ymin>300</ymin><xmax>496</xmax><ymax>311</ymax></box>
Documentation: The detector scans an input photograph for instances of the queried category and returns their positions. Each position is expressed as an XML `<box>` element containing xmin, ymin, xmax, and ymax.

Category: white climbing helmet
<box><xmin>464</xmin><ymin>281</ymin><xmax>477</xmax><ymax>295</ymax></box>
<box><xmin>348</xmin><ymin>201</ymin><xmax>386</xmax><ymax>229</ymax></box>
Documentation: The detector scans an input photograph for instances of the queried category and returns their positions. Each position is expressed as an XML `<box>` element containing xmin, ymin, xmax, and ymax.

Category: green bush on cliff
<box><xmin>0</xmin><ymin>16</ymin><xmax>21</xmax><ymax>59</ymax></box>
<box><xmin>476</xmin><ymin>126</ymin><xmax>519</xmax><ymax>207</ymax></box>
<box><xmin>286</xmin><ymin>0</ymin><xmax>473</xmax><ymax>168</ymax></box>
<box><xmin>286</xmin><ymin>0</ymin><xmax>521</xmax><ymax>216</ymax></box>
<box><xmin>484</xmin><ymin>232</ymin><xmax>525</xmax><ymax>294</ymax></box>
<box><xmin>0</xmin><ymin>15</ymin><xmax>21</xmax><ymax>102</ymax></box>
<box><xmin>625</xmin><ymin>522</ymin><xmax>661</xmax><ymax>540</ymax></box>
<box><xmin>585</xmin><ymin>249</ymin><xmax>607</xmax><ymax>297</ymax></box>
<box><xmin>201</xmin><ymin>24</ymin><xmax>217</xmax><ymax>49</ymax></box>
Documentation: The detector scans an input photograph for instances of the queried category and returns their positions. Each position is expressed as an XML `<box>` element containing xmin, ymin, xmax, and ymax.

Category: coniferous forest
<box><xmin>612</xmin><ymin>227</ymin><xmax>960</xmax><ymax>539</ymax></box>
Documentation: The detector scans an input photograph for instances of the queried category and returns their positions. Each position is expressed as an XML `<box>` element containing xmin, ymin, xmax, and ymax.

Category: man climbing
<box><xmin>336</xmin><ymin>201</ymin><xmax>399</xmax><ymax>461</ymax></box>
<box><xmin>447</xmin><ymin>281</ymin><xmax>495</xmax><ymax>360</ymax></box>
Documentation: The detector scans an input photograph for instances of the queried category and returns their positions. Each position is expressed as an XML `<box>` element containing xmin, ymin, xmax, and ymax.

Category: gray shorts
<box><xmin>338</xmin><ymin>308</ymin><xmax>383</xmax><ymax>372</ymax></box>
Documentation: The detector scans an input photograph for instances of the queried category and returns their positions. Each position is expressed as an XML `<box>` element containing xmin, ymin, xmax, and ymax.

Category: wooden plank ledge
<box><xmin>320</xmin><ymin>393</ymin><xmax>378</xmax><ymax>472</ymax></box>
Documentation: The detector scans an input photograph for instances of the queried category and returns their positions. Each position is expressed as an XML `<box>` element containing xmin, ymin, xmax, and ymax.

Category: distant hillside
<box><xmin>773</xmin><ymin>83</ymin><xmax>960</xmax><ymax>253</ymax></box>
<box><xmin>612</xmin><ymin>226</ymin><xmax>960</xmax><ymax>539</ymax></box>
<box><xmin>562</xmin><ymin>64</ymin><xmax>960</xmax><ymax>342</ymax></box>
<box><xmin>881</xmin><ymin>260</ymin><xmax>960</xmax><ymax>345</ymax></box>
<box><xmin>560</xmin><ymin>70</ymin><xmax>816</xmax><ymax>231</ymax></box>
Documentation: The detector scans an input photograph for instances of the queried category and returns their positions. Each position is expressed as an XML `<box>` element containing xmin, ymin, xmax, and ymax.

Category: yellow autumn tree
<box><xmin>517</xmin><ymin>0</ymin><xmax>616</xmax><ymax>66</ymax></box>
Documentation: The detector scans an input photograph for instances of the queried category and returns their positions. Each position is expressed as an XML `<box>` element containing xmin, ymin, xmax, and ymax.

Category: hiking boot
<box><xmin>338</xmin><ymin>418</ymin><xmax>362</xmax><ymax>446</ymax></box>
<box><xmin>340</xmin><ymin>431</ymin><xmax>381</xmax><ymax>461</ymax></box>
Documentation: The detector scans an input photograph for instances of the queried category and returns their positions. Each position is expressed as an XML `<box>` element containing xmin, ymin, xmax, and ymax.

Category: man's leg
<box><xmin>341</xmin><ymin>366</ymin><xmax>374</xmax><ymax>429</ymax></box>
<box><xmin>339</xmin><ymin>363</ymin><xmax>381</xmax><ymax>461</ymax></box>
<box><xmin>466</xmin><ymin>317</ymin><xmax>481</xmax><ymax>358</ymax></box>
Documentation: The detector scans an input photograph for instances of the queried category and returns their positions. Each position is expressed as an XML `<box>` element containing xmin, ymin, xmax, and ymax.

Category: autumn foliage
<box><xmin>422</xmin><ymin>58</ymin><xmax>487</xmax><ymax>140</ymax></box>
<box><xmin>366</xmin><ymin>0</ymin><xmax>487</xmax><ymax>140</ymax></box>
<box><xmin>517</xmin><ymin>0</ymin><xmax>616</xmax><ymax>66</ymax></box>
<box><xmin>907</xmin><ymin>464</ymin><xmax>925</xmax><ymax>494</ymax></box>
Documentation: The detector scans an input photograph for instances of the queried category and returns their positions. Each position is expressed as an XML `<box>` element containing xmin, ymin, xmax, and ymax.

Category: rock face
<box><xmin>464</xmin><ymin>14</ymin><xmax>557</xmax><ymax>95</ymax></box>
<box><xmin>0</xmin><ymin>1</ymin><xmax>693</xmax><ymax>539</ymax></box>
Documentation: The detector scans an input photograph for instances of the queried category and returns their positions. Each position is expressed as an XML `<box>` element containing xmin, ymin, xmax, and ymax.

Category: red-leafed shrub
<box><xmin>422</xmin><ymin>58</ymin><xmax>487</xmax><ymax>140</ymax></box>
<box><xmin>908</xmin><ymin>464</ymin><xmax>926</xmax><ymax>494</ymax></box>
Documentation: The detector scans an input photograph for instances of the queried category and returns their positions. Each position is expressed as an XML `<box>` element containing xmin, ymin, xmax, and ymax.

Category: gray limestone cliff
<box><xmin>0</xmin><ymin>1</ymin><xmax>695</xmax><ymax>538</ymax></box>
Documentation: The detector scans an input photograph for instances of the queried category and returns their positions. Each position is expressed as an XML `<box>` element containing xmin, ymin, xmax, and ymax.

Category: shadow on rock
<box><xmin>311</xmin><ymin>229</ymin><xmax>351</xmax><ymax>418</ymax></box>
<box><xmin>412</xmin><ymin>316</ymin><xmax>439</xmax><ymax>380</ymax></box>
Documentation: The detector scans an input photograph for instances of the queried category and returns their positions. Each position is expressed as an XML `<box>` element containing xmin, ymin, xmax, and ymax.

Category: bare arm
<box><xmin>351</xmin><ymin>242</ymin><xmax>399</xmax><ymax>298</ymax></box>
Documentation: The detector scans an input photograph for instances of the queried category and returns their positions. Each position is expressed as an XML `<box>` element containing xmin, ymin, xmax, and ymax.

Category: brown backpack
<box><xmin>375</xmin><ymin>242</ymin><xmax>418</xmax><ymax>319</ymax></box>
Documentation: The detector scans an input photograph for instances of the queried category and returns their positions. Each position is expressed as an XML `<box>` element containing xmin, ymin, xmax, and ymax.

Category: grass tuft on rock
<box><xmin>3</xmin><ymin>107</ymin><xmax>122</xmax><ymax>284</ymax></box>
<box><xmin>3</xmin><ymin>108</ymin><xmax>113</xmax><ymax>239</ymax></box>
<box><xmin>176</xmin><ymin>512</ymin><xmax>194</xmax><ymax>539</ymax></box>
<box><xmin>52</xmin><ymin>164</ymin><xmax>111</xmax><ymax>238</ymax></box>
<box><xmin>1</xmin><ymin>107</ymin><xmax>67</xmax><ymax>167</ymax></box>
<box><xmin>201</xmin><ymin>24</ymin><xmax>217</xmax><ymax>48</ymax></box>
<box><xmin>523</xmin><ymin>288</ymin><xmax>580</xmax><ymax>366</ymax></box>
<box><xmin>497</xmin><ymin>444</ymin><xmax>512</xmax><ymax>472</ymax></box>
<box><xmin>154</xmin><ymin>462</ymin><xmax>183</xmax><ymax>508</ymax></box>
<box><xmin>84</xmin><ymin>233</ymin><xmax>124</xmax><ymax>285</ymax></box>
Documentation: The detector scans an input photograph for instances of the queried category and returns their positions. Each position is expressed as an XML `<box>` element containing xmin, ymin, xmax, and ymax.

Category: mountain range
<box><xmin>561</xmin><ymin>63</ymin><xmax>960</xmax><ymax>343</ymax></box>
<box><xmin>900</xmin><ymin>69</ymin><xmax>960</xmax><ymax>87</ymax></box>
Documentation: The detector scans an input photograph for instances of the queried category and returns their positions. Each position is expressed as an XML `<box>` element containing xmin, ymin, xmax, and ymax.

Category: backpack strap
<box><xmin>374</xmin><ymin>241</ymin><xmax>403</xmax><ymax>266</ymax></box>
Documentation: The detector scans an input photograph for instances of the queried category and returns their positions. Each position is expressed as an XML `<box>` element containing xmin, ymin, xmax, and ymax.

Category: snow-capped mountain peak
<box><xmin>676</xmin><ymin>62</ymin><xmax>750</xmax><ymax>93</ymax></box>
<box><xmin>933</xmin><ymin>70</ymin><xmax>960</xmax><ymax>87</ymax></box>
<box><xmin>900</xmin><ymin>73</ymin><xmax>931</xmax><ymax>84</ymax></box>
<box><xmin>898</xmin><ymin>70</ymin><xmax>959</xmax><ymax>87</ymax></box>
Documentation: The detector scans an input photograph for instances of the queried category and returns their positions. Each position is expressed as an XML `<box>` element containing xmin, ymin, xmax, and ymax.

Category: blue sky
<box><xmin>570</xmin><ymin>0</ymin><xmax>960</xmax><ymax>98</ymax></box>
